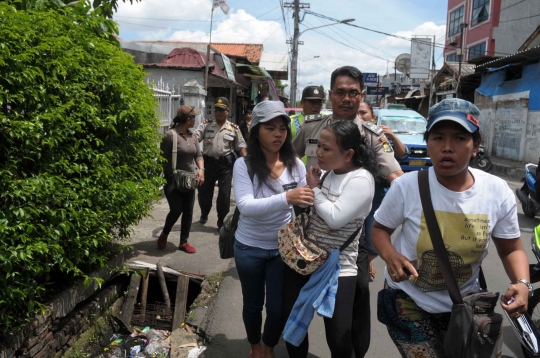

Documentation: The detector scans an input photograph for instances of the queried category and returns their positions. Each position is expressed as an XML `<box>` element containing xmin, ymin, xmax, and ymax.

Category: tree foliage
<box><xmin>0</xmin><ymin>3</ymin><xmax>162</xmax><ymax>333</ymax></box>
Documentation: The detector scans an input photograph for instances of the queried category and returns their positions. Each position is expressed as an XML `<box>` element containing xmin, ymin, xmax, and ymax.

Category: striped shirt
<box><xmin>308</xmin><ymin>169</ymin><xmax>375</xmax><ymax>276</ymax></box>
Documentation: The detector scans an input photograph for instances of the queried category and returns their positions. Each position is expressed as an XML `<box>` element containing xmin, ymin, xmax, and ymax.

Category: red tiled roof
<box><xmin>210</xmin><ymin>43</ymin><xmax>263</xmax><ymax>63</ymax></box>
<box><xmin>144</xmin><ymin>47</ymin><xmax>228</xmax><ymax>80</ymax></box>
<box><xmin>130</xmin><ymin>40</ymin><xmax>263</xmax><ymax>64</ymax></box>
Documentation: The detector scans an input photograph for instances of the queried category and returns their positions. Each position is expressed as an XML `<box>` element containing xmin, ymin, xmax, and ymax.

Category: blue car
<box><xmin>373</xmin><ymin>108</ymin><xmax>432</xmax><ymax>172</ymax></box>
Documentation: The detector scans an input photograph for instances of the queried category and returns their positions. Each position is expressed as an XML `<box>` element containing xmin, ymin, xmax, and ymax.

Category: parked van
<box><xmin>374</xmin><ymin>108</ymin><xmax>431</xmax><ymax>171</ymax></box>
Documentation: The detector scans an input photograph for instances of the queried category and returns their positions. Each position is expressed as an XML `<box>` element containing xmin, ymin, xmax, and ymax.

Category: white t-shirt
<box><xmin>374</xmin><ymin>167</ymin><xmax>520</xmax><ymax>313</ymax></box>
<box><xmin>311</xmin><ymin>168</ymin><xmax>374</xmax><ymax>276</ymax></box>
<box><xmin>233</xmin><ymin>157</ymin><xmax>307</xmax><ymax>250</ymax></box>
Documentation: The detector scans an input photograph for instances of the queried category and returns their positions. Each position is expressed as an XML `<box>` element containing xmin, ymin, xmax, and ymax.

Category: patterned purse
<box><xmin>171</xmin><ymin>129</ymin><xmax>197</xmax><ymax>192</ymax></box>
<box><xmin>278</xmin><ymin>212</ymin><xmax>362</xmax><ymax>275</ymax></box>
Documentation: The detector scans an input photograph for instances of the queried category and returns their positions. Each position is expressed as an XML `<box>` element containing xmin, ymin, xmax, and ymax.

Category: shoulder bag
<box><xmin>418</xmin><ymin>169</ymin><xmax>503</xmax><ymax>358</ymax></box>
<box><xmin>278</xmin><ymin>172</ymin><xmax>362</xmax><ymax>275</ymax></box>
<box><xmin>171</xmin><ymin>129</ymin><xmax>198</xmax><ymax>192</ymax></box>
<box><xmin>219</xmin><ymin>157</ymin><xmax>254</xmax><ymax>259</ymax></box>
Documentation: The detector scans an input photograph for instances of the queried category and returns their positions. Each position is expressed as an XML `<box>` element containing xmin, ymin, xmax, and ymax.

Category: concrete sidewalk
<box><xmin>489</xmin><ymin>156</ymin><xmax>529</xmax><ymax>180</ymax></box>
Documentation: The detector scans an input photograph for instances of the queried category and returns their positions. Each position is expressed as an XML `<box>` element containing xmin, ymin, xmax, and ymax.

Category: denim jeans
<box><xmin>234</xmin><ymin>239</ymin><xmax>285</xmax><ymax>347</ymax></box>
<box><xmin>363</xmin><ymin>183</ymin><xmax>388</xmax><ymax>256</ymax></box>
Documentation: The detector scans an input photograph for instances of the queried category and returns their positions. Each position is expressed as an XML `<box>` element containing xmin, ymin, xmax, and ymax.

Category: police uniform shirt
<box><xmin>195</xmin><ymin>119</ymin><xmax>247</xmax><ymax>158</ymax></box>
<box><xmin>292</xmin><ymin>114</ymin><xmax>401</xmax><ymax>177</ymax></box>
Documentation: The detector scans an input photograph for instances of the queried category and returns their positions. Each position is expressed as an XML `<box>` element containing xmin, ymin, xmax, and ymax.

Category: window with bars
<box><xmin>448</xmin><ymin>6</ymin><xmax>464</xmax><ymax>37</ymax></box>
<box><xmin>471</xmin><ymin>0</ymin><xmax>490</xmax><ymax>26</ymax></box>
<box><xmin>446</xmin><ymin>53</ymin><xmax>459</xmax><ymax>62</ymax></box>
<box><xmin>468</xmin><ymin>42</ymin><xmax>487</xmax><ymax>60</ymax></box>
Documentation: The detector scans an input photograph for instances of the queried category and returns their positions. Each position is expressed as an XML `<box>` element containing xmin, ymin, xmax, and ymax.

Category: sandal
<box><xmin>369</xmin><ymin>262</ymin><xmax>376</xmax><ymax>282</ymax></box>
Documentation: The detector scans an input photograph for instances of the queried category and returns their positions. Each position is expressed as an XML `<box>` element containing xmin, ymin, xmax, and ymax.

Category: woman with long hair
<box><xmin>284</xmin><ymin>120</ymin><xmax>380</xmax><ymax>358</ymax></box>
<box><xmin>157</xmin><ymin>105</ymin><xmax>205</xmax><ymax>252</ymax></box>
<box><xmin>233</xmin><ymin>100</ymin><xmax>314</xmax><ymax>358</ymax></box>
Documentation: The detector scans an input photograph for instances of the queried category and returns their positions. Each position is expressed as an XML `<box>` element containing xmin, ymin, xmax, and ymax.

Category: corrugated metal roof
<box><xmin>445</xmin><ymin>61</ymin><xmax>476</xmax><ymax>76</ymax></box>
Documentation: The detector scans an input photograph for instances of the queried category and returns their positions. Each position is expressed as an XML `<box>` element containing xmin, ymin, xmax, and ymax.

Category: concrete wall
<box><xmin>475</xmin><ymin>92</ymin><xmax>540</xmax><ymax>163</ymax></box>
<box><xmin>493</xmin><ymin>0</ymin><xmax>540</xmax><ymax>56</ymax></box>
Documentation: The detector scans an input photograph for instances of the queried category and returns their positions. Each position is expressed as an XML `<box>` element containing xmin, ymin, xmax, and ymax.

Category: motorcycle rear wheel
<box><xmin>524</xmin><ymin>203</ymin><xmax>537</xmax><ymax>218</ymax></box>
<box><xmin>523</xmin><ymin>289</ymin><xmax>540</xmax><ymax>357</ymax></box>
<box><xmin>476</xmin><ymin>157</ymin><xmax>492</xmax><ymax>171</ymax></box>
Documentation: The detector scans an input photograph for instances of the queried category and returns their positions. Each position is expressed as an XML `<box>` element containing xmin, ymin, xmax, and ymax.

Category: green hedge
<box><xmin>0</xmin><ymin>4</ymin><xmax>162</xmax><ymax>333</ymax></box>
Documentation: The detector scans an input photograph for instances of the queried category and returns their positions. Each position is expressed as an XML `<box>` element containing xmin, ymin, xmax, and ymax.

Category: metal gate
<box><xmin>151</xmin><ymin>79</ymin><xmax>182</xmax><ymax>135</ymax></box>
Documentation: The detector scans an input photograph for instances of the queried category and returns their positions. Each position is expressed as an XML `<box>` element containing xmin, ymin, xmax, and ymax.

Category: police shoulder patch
<box><xmin>304</xmin><ymin>114</ymin><xmax>324</xmax><ymax>123</ymax></box>
<box><xmin>362</xmin><ymin>122</ymin><xmax>384</xmax><ymax>136</ymax></box>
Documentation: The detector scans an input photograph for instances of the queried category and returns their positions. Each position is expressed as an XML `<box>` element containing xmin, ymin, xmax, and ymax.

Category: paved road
<box><xmin>128</xmin><ymin>175</ymin><xmax>539</xmax><ymax>358</ymax></box>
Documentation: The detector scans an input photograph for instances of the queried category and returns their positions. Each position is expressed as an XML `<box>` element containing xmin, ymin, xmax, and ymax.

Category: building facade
<box><xmin>444</xmin><ymin>0</ymin><xmax>540</xmax><ymax>64</ymax></box>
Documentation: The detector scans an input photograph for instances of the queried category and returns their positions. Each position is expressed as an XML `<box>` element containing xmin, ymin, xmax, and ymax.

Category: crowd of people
<box><xmin>156</xmin><ymin>65</ymin><xmax>531</xmax><ymax>358</ymax></box>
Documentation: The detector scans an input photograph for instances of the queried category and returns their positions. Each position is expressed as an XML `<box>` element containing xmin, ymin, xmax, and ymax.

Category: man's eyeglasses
<box><xmin>330</xmin><ymin>90</ymin><xmax>362</xmax><ymax>99</ymax></box>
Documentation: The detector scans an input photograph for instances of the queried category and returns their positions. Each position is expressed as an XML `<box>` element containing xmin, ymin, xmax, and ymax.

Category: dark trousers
<box><xmin>352</xmin><ymin>244</ymin><xmax>371</xmax><ymax>357</ymax></box>
<box><xmin>198</xmin><ymin>156</ymin><xmax>232</xmax><ymax>224</ymax></box>
<box><xmin>163</xmin><ymin>183</ymin><xmax>195</xmax><ymax>245</ymax></box>
<box><xmin>283</xmin><ymin>266</ymin><xmax>357</xmax><ymax>358</ymax></box>
<box><xmin>234</xmin><ymin>239</ymin><xmax>285</xmax><ymax>347</ymax></box>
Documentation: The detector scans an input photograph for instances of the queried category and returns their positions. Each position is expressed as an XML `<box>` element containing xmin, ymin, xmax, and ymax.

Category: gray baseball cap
<box><xmin>250</xmin><ymin>101</ymin><xmax>291</xmax><ymax>129</ymax></box>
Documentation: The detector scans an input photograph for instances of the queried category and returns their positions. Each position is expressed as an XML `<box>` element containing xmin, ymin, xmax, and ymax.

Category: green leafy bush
<box><xmin>0</xmin><ymin>3</ymin><xmax>162</xmax><ymax>333</ymax></box>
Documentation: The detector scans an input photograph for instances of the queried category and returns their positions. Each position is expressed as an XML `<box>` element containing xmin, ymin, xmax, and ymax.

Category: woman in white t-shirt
<box><xmin>233</xmin><ymin>101</ymin><xmax>314</xmax><ymax>358</ymax></box>
<box><xmin>372</xmin><ymin>98</ymin><xmax>530</xmax><ymax>357</ymax></box>
<box><xmin>283</xmin><ymin>120</ymin><xmax>380</xmax><ymax>358</ymax></box>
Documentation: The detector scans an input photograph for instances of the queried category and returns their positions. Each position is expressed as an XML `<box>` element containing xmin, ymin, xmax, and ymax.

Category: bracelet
<box><xmin>199</xmin><ymin>167</ymin><xmax>205</xmax><ymax>171</ymax></box>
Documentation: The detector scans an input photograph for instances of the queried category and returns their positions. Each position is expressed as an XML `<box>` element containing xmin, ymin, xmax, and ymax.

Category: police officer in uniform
<box><xmin>195</xmin><ymin>97</ymin><xmax>247</xmax><ymax>229</ymax></box>
<box><xmin>293</xmin><ymin>66</ymin><xmax>404</xmax><ymax>358</ymax></box>
<box><xmin>290</xmin><ymin>85</ymin><xmax>325</xmax><ymax>140</ymax></box>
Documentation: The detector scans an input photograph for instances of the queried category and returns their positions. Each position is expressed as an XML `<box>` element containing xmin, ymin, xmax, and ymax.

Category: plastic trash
<box><xmin>143</xmin><ymin>341</ymin><xmax>169</xmax><ymax>355</ymax></box>
<box><xmin>187</xmin><ymin>346</ymin><xmax>207</xmax><ymax>358</ymax></box>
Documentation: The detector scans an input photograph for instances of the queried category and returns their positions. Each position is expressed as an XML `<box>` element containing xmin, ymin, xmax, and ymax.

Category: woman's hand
<box><xmin>306</xmin><ymin>166</ymin><xmax>322</xmax><ymax>189</ymax></box>
<box><xmin>501</xmin><ymin>283</ymin><xmax>529</xmax><ymax>318</ymax></box>
<box><xmin>384</xmin><ymin>251</ymin><xmax>419</xmax><ymax>283</ymax></box>
<box><xmin>197</xmin><ymin>169</ymin><xmax>205</xmax><ymax>186</ymax></box>
<box><xmin>380</xmin><ymin>125</ymin><xmax>396</xmax><ymax>140</ymax></box>
<box><xmin>286</xmin><ymin>186</ymin><xmax>314</xmax><ymax>206</ymax></box>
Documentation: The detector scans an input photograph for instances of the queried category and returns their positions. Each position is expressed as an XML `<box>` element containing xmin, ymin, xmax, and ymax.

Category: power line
<box><xmin>499</xmin><ymin>13</ymin><xmax>540</xmax><ymax>23</ymax></box>
<box><xmin>114</xmin><ymin>16</ymin><xmax>218</xmax><ymax>22</ymax></box>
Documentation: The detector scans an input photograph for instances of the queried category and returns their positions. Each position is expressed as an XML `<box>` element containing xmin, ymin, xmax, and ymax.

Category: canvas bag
<box><xmin>171</xmin><ymin>129</ymin><xmax>197</xmax><ymax>192</ymax></box>
<box><xmin>219</xmin><ymin>157</ymin><xmax>254</xmax><ymax>259</ymax></box>
<box><xmin>418</xmin><ymin>170</ymin><xmax>503</xmax><ymax>358</ymax></box>
<box><xmin>278</xmin><ymin>172</ymin><xmax>362</xmax><ymax>275</ymax></box>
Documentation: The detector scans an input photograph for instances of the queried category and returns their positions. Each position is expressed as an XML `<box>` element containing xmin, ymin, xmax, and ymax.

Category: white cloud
<box><xmin>380</xmin><ymin>22</ymin><xmax>446</xmax><ymax>48</ymax></box>
<box><xmin>115</xmin><ymin>0</ymin><xmax>212</xmax><ymax>21</ymax></box>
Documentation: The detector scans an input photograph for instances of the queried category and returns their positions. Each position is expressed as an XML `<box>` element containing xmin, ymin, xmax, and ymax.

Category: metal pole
<box><xmin>429</xmin><ymin>35</ymin><xmax>436</xmax><ymax>108</ymax></box>
<box><xmin>290</xmin><ymin>0</ymin><xmax>300</xmax><ymax>107</ymax></box>
<box><xmin>204</xmin><ymin>7</ymin><xmax>215</xmax><ymax>91</ymax></box>
<box><xmin>457</xmin><ymin>25</ymin><xmax>465</xmax><ymax>99</ymax></box>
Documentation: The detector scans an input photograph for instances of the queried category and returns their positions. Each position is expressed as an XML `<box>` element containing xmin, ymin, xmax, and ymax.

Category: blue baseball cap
<box><xmin>426</xmin><ymin>98</ymin><xmax>480</xmax><ymax>133</ymax></box>
<box><xmin>251</xmin><ymin>100</ymin><xmax>291</xmax><ymax>129</ymax></box>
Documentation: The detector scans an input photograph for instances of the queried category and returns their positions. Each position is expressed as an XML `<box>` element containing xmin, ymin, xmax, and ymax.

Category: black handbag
<box><xmin>418</xmin><ymin>170</ymin><xmax>503</xmax><ymax>358</ymax></box>
<box><xmin>171</xmin><ymin>129</ymin><xmax>197</xmax><ymax>192</ymax></box>
<box><xmin>219</xmin><ymin>157</ymin><xmax>254</xmax><ymax>259</ymax></box>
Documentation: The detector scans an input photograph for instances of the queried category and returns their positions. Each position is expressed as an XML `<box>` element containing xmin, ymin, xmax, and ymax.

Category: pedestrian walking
<box><xmin>292</xmin><ymin>66</ymin><xmax>404</xmax><ymax>357</ymax></box>
<box><xmin>195</xmin><ymin>97</ymin><xmax>247</xmax><ymax>230</ymax></box>
<box><xmin>239</xmin><ymin>109</ymin><xmax>252</xmax><ymax>141</ymax></box>
<box><xmin>233</xmin><ymin>100</ymin><xmax>313</xmax><ymax>358</ymax></box>
<box><xmin>358</xmin><ymin>100</ymin><xmax>409</xmax><ymax>281</ymax></box>
<box><xmin>283</xmin><ymin>120</ymin><xmax>379</xmax><ymax>358</ymax></box>
<box><xmin>373</xmin><ymin>98</ymin><xmax>530</xmax><ymax>357</ymax></box>
<box><xmin>157</xmin><ymin>105</ymin><xmax>205</xmax><ymax>252</ymax></box>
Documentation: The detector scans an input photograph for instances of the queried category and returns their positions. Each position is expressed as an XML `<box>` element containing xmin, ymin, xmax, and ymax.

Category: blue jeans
<box><xmin>364</xmin><ymin>183</ymin><xmax>388</xmax><ymax>256</ymax></box>
<box><xmin>234</xmin><ymin>239</ymin><xmax>285</xmax><ymax>347</ymax></box>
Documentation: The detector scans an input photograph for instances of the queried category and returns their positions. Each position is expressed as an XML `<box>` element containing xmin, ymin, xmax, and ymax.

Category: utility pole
<box><xmin>457</xmin><ymin>23</ymin><xmax>468</xmax><ymax>99</ymax></box>
<box><xmin>285</xmin><ymin>1</ymin><xmax>309</xmax><ymax>107</ymax></box>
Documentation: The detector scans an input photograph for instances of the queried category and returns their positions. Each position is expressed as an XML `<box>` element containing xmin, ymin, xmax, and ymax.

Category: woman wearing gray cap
<box><xmin>157</xmin><ymin>105</ymin><xmax>205</xmax><ymax>252</ymax></box>
<box><xmin>233</xmin><ymin>100</ymin><xmax>314</xmax><ymax>358</ymax></box>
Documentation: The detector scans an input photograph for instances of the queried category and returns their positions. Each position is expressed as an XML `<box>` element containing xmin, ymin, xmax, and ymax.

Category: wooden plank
<box><xmin>139</xmin><ymin>268</ymin><xmax>150</xmax><ymax>320</ymax></box>
<box><xmin>156</xmin><ymin>262</ymin><xmax>171</xmax><ymax>309</ymax></box>
<box><xmin>129</xmin><ymin>261</ymin><xmax>204</xmax><ymax>280</ymax></box>
<box><xmin>172</xmin><ymin>275</ymin><xmax>190</xmax><ymax>331</ymax></box>
<box><xmin>121</xmin><ymin>273</ymin><xmax>141</xmax><ymax>325</ymax></box>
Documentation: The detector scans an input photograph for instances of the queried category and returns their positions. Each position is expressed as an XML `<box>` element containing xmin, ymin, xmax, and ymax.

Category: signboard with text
<box><xmin>366</xmin><ymin>87</ymin><xmax>389</xmax><ymax>96</ymax></box>
<box><xmin>363</xmin><ymin>73</ymin><xmax>378</xmax><ymax>85</ymax></box>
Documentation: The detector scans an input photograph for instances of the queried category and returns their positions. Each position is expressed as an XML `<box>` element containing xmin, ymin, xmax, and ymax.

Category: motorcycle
<box><xmin>508</xmin><ymin>224</ymin><xmax>540</xmax><ymax>357</ymax></box>
<box><xmin>516</xmin><ymin>163</ymin><xmax>539</xmax><ymax>218</ymax></box>
<box><xmin>470</xmin><ymin>144</ymin><xmax>493</xmax><ymax>171</ymax></box>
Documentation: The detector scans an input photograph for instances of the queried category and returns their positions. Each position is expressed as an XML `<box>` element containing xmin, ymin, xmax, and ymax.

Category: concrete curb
<box><xmin>490</xmin><ymin>162</ymin><xmax>525</xmax><ymax>181</ymax></box>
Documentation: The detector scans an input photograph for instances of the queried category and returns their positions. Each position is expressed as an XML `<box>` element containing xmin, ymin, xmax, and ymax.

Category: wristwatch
<box><xmin>514</xmin><ymin>279</ymin><xmax>534</xmax><ymax>297</ymax></box>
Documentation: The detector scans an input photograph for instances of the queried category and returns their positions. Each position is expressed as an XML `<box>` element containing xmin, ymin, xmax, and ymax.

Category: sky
<box><xmin>114</xmin><ymin>0</ymin><xmax>449</xmax><ymax>97</ymax></box>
